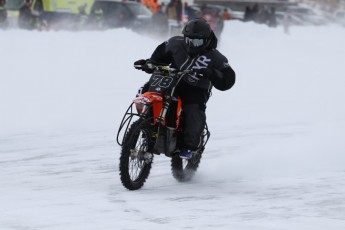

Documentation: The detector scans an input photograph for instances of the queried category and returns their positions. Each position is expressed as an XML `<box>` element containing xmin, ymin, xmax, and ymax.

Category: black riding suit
<box><xmin>147</xmin><ymin>34</ymin><xmax>235</xmax><ymax>151</ymax></box>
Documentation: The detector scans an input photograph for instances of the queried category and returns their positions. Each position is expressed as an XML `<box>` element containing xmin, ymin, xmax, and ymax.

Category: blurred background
<box><xmin>1</xmin><ymin>2</ymin><xmax>345</xmax><ymax>229</ymax></box>
<box><xmin>1</xmin><ymin>0</ymin><xmax>344</xmax><ymax>36</ymax></box>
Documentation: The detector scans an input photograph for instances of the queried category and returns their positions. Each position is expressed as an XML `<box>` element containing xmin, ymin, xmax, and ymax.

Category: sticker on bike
<box><xmin>150</xmin><ymin>75</ymin><xmax>174</xmax><ymax>88</ymax></box>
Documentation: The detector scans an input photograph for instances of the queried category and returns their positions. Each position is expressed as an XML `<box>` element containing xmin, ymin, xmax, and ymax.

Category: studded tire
<box><xmin>171</xmin><ymin>150</ymin><xmax>203</xmax><ymax>182</ymax></box>
<box><xmin>119</xmin><ymin>119</ymin><xmax>153</xmax><ymax>190</ymax></box>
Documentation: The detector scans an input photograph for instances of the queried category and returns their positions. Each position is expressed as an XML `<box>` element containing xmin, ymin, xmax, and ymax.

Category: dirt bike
<box><xmin>116</xmin><ymin>64</ymin><xmax>210</xmax><ymax>190</ymax></box>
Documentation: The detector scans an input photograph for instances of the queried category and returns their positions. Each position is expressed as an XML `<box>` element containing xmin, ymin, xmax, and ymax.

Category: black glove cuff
<box><xmin>197</xmin><ymin>68</ymin><xmax>214</xmax><ymax>80</ymax></box>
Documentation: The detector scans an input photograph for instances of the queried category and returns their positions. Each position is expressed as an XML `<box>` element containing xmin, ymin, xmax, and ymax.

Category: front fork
<box><xmin>156</xmin><ymin>97</ymin><xmax>171</xmax><ymax>125</ymax></box>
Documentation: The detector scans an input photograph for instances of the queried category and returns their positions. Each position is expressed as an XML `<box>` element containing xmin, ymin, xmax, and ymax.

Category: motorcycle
<box><xmin>116</xmin><ymin>64</ymin><xmax>210</xmax><ymax>190</ymax></box>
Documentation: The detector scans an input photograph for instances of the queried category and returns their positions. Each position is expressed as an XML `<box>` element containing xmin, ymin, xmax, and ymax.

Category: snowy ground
<box><xmin>1</xmin><ymin>22</ymin><xmax>345</xmax><ymax>230</ymax></box>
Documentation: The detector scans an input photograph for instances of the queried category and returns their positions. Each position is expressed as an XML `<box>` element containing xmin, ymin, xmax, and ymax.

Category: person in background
<box><xmin>141</xmin><ymin>0</ymin><xmax>158</xmax><ymax>13</ymax></box>
<box><xmin>0</xmin><ymin>0</ymin><xmax>8</xmax><ymax>29</ymax></box>
<box><xmin>202</xmin><ymin>8</ymin><xmax>216</xmax><ymax>30</ymax></box>
<box><xmin>283</xmin><ymin>13</ymin><xmax>291</xmax><ymax>34</ymax></box>
<box><xmin>203</xmin><ymin>7</ymin><xmax>224</xmax><ymax>38</ymax></box>
<box><xmin>243</xmin><ymin>6</ymin><xmax>252</xmax><ymax>22</ymax></box>
<box><xmin>86</xmin><ymin>8</ymin><xmax>104</xmax><ymax>30</ymax></box>
<box><xmin>94</xmin><ymin>8</ymin><xmax>104</xmax><ymax>29</ymax></box>
<box><xmin>78</xmin><ymin>3</ymin><xmax>88</xmax><ymax>29</ymax></box>
<box><xmin>175</xmin><ymin>0</ymin><xmax>182</xmax><ymax>24</ymax></box>
<box><xmin>134</xmin><ymin>18</ymin><xmax>236</xmax><ymax>159</ymax></box>
<box><xmin>19</xmin><ymin>0</ymin><xmax>34</xmax><ymax>29</ymax></box>
<box><xmin>151</xmin><ymin>0</ymin><xmax>159</xmax><ymax>13</ymax></box>
<box><xmin>250</xmin><ymin>3</ymin><xmax>259</xmax><ymax>22</ymax></box>
<box><xmin>151</xmin><ymin>5</ymin><xmax>168</xmax><ymax>36</ymax></box>
<box><xmin>256</xmin><ymin>5</ymin><xmax>270</xmax><ymax>24</ymax></box>
<box><xmin>268</xmin><ymin>7</ymin><xmax>277</xmax><ymax>27</ymax></box>
<box><xmin>222</xmin><ymin>8</ymin><xmax>231</xmax><ymax>20</ymax></box>
<box><xmin>183</xmin><ymin>2</ymin><xmax>199</xmax><ymax>21</ymax></box>
<box><xmin>166</xmin><ymin>0</ymin><xmax>177</xmax><ymax>21</ymax></box>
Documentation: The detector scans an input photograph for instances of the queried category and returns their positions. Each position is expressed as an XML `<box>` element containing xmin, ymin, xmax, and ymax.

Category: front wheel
<box><xmin>119</xmin><ymin>119</ymin><xmax>153</xmax><ymax>190</ymax></box>
<box><xmin>171</xmin><ymin>150</ymin><xmax>203</xmax><ymax>182</ymax></box>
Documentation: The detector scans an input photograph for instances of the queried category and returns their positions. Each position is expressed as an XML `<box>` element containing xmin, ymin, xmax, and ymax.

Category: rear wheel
<box><xmin>171</xmin><ymin>150</ymin><xmax>203</xmax><ymax>182</ymax></box>
<box><xmin>119</xmin><ymin>119</ymin><xmax>153</xmax><ymax>190</ymax></box>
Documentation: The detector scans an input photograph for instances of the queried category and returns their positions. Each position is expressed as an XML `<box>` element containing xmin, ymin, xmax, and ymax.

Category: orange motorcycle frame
<box><xmin>133</xmin><ymin>92</ymin><xmax>182</xmax><ymax>129</ymax></box>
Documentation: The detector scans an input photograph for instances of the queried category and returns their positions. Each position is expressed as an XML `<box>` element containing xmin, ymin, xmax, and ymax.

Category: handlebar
<box><xmin>134</xmin><ymin>64</ymin><xmax>193</xmax><ymax>75</ymax></box>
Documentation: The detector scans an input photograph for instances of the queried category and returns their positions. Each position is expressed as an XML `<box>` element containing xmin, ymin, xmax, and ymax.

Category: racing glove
<box><xmin>134</xmin><ymin>59</ymin><xmax>154</xmax><ymax>74</ymax></box>
<box><xmin>194</xmin><ymin>68</ymin><xmax>215</xmax><ymax>80</ymax></box>
<box><xmin>195</xmin><ymin>67</ymin><xmax>236</xmax><ymax>91</ymax></box>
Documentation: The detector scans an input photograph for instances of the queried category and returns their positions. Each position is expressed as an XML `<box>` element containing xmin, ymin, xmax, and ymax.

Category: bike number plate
<box><xmin>148</xmin><ymin>73</ymin><xmax>177</xmax><ymax>94</ymax></box>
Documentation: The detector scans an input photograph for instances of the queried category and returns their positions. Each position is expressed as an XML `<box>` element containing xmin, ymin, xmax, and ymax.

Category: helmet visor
<box><xmin>184</xmin><ymin>36</ymin><xmax>207</xmax><ymax>48</ymax></box>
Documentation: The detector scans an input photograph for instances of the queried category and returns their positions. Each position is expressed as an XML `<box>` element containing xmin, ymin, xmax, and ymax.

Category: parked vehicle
<box><xmin>275</xmin><ymin>12</ymin><xmax>313</xmax><ymax>26</ymax></box>
<box><xmin>87</xmin><ymin>0</ymin><xmax>152</xmax><ymax>31</ymax></box>
<box><xmin>4</xmin><ymin>0</ymin><xmax>93</xmax><ymax>29</ymax></box>
<box><xmin>286</xmin><ymin>5</ymin><xmax>328</xmax><ymax>26</ymax></box>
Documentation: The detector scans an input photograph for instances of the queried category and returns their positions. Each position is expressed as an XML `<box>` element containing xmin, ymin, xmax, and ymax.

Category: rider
<box><xmin>134</xmin><ymin>18</ymin><xmax>235</xmax><ymax>159</ymax></box>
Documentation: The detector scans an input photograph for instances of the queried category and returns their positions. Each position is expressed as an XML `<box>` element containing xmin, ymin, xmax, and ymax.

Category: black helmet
<box><xmin>182</xmin><ymin>18</ymin><xmax>212</xmax><ymax>55</ymax></box>
<box><xmin>182</xmin><ymin>18</ymin><xmax>212</xmax><ymax>38</ymax></box>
